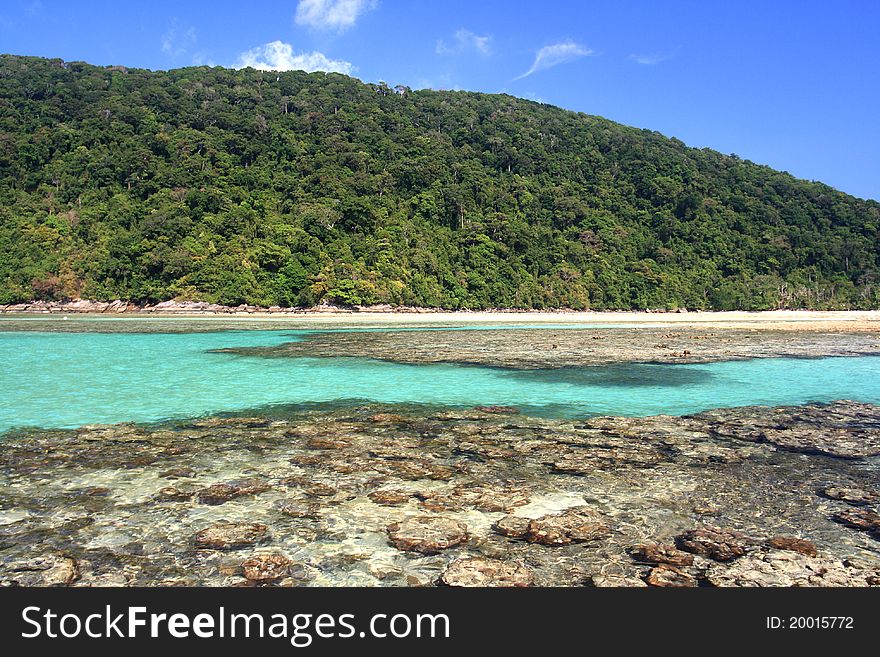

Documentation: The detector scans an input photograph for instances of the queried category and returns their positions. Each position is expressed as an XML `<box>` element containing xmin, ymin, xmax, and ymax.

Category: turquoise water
<box><xmin>1</xmin><ymin>328</ymin><xmax>879</xmax><ymax>432</ymax></box>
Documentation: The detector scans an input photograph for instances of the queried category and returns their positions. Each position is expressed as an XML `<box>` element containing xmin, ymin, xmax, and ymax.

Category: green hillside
<box><xmin>1</xmin><ymin>54</ymin><xmax>878</xmax><ymax>309</ymax></box>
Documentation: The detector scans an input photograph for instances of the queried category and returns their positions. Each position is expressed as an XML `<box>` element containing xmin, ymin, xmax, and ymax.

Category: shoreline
<box><xmin>2</xmin><ymin>301</ymin><xmax>880</xmax><ymax>331</ymax></box>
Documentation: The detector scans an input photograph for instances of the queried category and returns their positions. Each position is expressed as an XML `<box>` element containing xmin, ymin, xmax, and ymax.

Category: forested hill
<box><xmin>1</xmin><ymin>55</ymin><xmax>878</xmax><ymax>310</ymax></box>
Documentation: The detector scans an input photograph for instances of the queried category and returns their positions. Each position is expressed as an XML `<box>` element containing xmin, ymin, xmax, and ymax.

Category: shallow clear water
<box><xmin>1</xmin><ymin>327</ymin><xmax>880</xmax><ymax>432</ymax></box>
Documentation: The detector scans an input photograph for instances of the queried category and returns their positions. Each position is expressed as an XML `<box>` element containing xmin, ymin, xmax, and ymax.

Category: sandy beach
<box><xmin>3</xmin><ymin>307</ymin><xmax>880</xmax><ymax>332</ymax></box>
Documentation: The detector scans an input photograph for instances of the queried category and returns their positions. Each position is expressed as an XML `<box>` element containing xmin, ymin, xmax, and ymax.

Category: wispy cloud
<box><xmin>436</xmin><ymin>29</ymin><xmax>491</xmax><ymax>56</ymax></box>
<box><xmin>161</xmin><ymin>20</ymin><xmax>197</xmax><ymax>57</ymax></box>
<box><xmin>295</xmin><ymin>0</ymin><xmax>377</xmax><ymax>31</ymax></box>
<box><xmin>628</xmin><ymin>49</ymin><xmax>677</xmax><ymax>65</ymax></box>
<box><xmin>515</xmin><ymin>41</ymin><xmax>594</xmax><ymax>80</ymax></box>
<box><xmin>236</xmin><ymin>40</ymin><xmax>355</xmax><ymax>75</ymax></box>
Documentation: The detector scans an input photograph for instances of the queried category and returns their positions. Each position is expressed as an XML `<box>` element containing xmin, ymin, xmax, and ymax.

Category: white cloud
<box><xmin>628</xmin><ymin>48</ymin><xmax>678</xmax><ymax>65</ymax></box>
<box><xmin>295</xmin><ymin>0</ymin><xmax>377</xmax><ymax>31</ymax></box>
<box><xmin>436</xmin><ymin>29</ymin><xmax>491</xmax><ymax>56</ymax></box>
<box><xmin>236</xmin><ymin>40</ymin><xmax>355</xmax><ymax>75</ymax></box>
<box><xmin>515</xmin><ymin>41</ymin><xmax>594</xmax><ymax>80</ymax></box>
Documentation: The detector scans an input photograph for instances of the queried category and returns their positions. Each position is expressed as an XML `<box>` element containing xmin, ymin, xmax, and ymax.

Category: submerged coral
<box><xmin>1</xmin><ymin>400</ymin><xmax>878</xmax><ymax>587</ymax></box>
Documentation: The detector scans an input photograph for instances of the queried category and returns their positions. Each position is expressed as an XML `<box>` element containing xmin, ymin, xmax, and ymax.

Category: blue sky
<box><xmin>2</xmin><ymin>0</ymin><xmax>878</xmax><ymax>200</ymax></box>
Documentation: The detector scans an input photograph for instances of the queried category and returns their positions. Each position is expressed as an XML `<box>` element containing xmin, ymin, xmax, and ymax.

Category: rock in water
<box><xmin>194</xmin><ymin>522</ymin><xmax>270</xmax><ymax>550</ymax></box>
<box><xmin>821</xmin><ymin>486</ymin><xmax>879</xmax><ymax>507</ymax></box>
<box><xmin>524</xmin><ymin>506</ymin><xmax>611</xmax><ymax>546</ymax></box>
<box><xmin>0</xmin><ymin>555</ymin><xmax>80</xmax><ymax>587</ymax></box>
<box><xmin>440</xmin><ymin>557</ymin><xmax>533</xmax><ymax>587</ymax></box>
<box><xmin>645</xmin><ymin>565</ymin><xmax>698</xmax><ymax>587</ymax></box>
<box><xmin>386</xmin><ymin>516</ymin><xmax>469</xmax><ymax>554</ymax></box>
<box><xmin>275</xmin><ymin>499</ymin><xmax>321</xmax><ymax>518</ymax></box>
<box><xmin>675</xmin><ymin>527</ymin><xmax>758</xmax><ymax>561</ymax></box>
<box><xmin>368</xmin><ymin>489</ymin><xmax>412</xmax><ymax>506</ymax></box>
<box><xmin>766</xmin><ymin>536</ymin><xmax>818</xmax><ymax>557</ymax></box>
<box><xmin>589</xmin><ymin>575</ymin><xmax>648</xmax><ymax>587</ymax></box>
<box><xmin>197</xmin><ymin>480</ymin><xmax>271</xmax><ymax>505</ymax></box>
<box><xmin>494</xmin><ymin>515</ymin><xmax>531</xmax><ymax>538</ymax></box>
<box><xmin>241</xmin><ymin>554</ymin><xmax>293</xmax><ymax>582</ymax></box>
<box><xmin>832</xmin><ymin>508</ymin><xmax>880</xmax><ymax>539</ymax></box>
<box><xmin>706</xmin><ymin>550</ymin><xmax>871</xmax><ymax>587</ymax></box>
<box><xmin>630</xmin><ymin>543</ymin><xmax>695</xmax><ymax>566</ymax></box>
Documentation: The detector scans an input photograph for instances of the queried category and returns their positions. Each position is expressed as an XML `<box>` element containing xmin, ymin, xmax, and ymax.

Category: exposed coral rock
<box><xmin>494</xmin><ymin>515</ymin><xmax>531</xmax><ymax>539</ymax></box>
<box><xmin>675</xmin><ymin>527</ymin><xmax>758</xmax><ymax>562</ymax></box>
<box><xmin>194</xmin><ymin>522</ymin><xmax>270</xmax><ymax>550</ymax></box>
<box><xmin>419</xmin><ymin>483</ymin><xmax>530</xmax><ymax>513</ymax></box>
<box><xmin>223</xmin><ymin>328</ymin><xmax>880</xmax><ymax>370</ymax></box>
<box><xmin>368</xmin><ymin>489</ymin><xmax>412</xmax><ymax>506</ymax></box>
<box><xmin>157</xmin><ymin>485</ymin><xmax>197</xmax><ymax>501</ymax></box>
<box><xmin>645</xmin><ymin>564</ymin><xmax>697</xmax><ymax>587</ymax></box>
<box><xmin>523</xmin><ymin>507</ymin><xmax>611</xmax><ymax>546</ymax></box>
<box><xmin>694</xmin><ymin>401</ymin><xmax>880</xmax><ymax>458</ymax></box>
<box><xmin>766</xmin><ymin>536</ymin><xmax>818</xmax><ymax>557</ymax></box>
<box><xmin>386</xmin><ymin>516</ymin><xmax>469</xmax><ymax>554</ymax></box>
<box><xmin>302</xmin><ymin>482</ymin><xmax>337</xmax><ymax>497</ymax></box>
<box><xmin>440</xmin><ymin>557</ymin><xmax>532</xmax><ymax>587</ymax></box>
<box><xmin>197</xmin><ymin>480</ymin><xmax>271</xmax><ymax>505</ymax></box>
<box><xmin>821</xmin><ymin>486</ymin><xmax>879</xmax><ymax>506</ymax></box>
<box><xmin>551</xmin><ymin>445</ymin><xmax>664</xmax><ymax>473</ymax></box>
<box><xmin>589</xmin><ymin>574</ymin><xmax>648</xmax><ymax>587</ymax></box>
<box><xmin>832</xmin><ymin>508</ymin><xmax>880</xmax><ymax>539</ymax></box>
<box><xmin>630</xmin><ymin>543</ymin><xmax>695</xmax><ymax>567</ymax></box>
<box><xmin>275</xmin><ymin>499</ymin><xmax>321</xmax><ymax>518</ymax></box>
<box><xmin>241</xmin><ymin>554</ymin><xmax>293</xmax><ymax>582</ymax></box>
<box><xmin>3</xmin><ymin>399</ymin><xmax>880</xmax><ymax>587</ymax></box>
<box><xmin>0</xmin><ymin>555</ymin><xmax>80</xmax><ymax>587</ymax></box>
<box><xmin>706</xmin><ymin>550</ymin><xmax>871</xmax><ymax>587</ymax></box>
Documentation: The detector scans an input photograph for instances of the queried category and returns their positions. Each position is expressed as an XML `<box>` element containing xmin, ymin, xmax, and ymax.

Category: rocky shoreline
<box><xmin>1</xmin><ymin>400</ymin><xmax>878</xmax><ymax>587</ymax></box>
<box><xmin>0</xmin><ymin>299</ymin><xmax>622</xmax><ymax>315</ymax></box>
<box><xmin>219</xmin><ymin>325</ymin><xmax>880</xmax><ymax>367</ymax></box>
<box><xmin>0</xmin><ymin>299</ymin><xmax>423</xmax><ymax>315</ymax></box>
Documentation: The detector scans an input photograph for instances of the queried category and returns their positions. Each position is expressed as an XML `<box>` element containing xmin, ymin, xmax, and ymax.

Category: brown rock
<box><xmin>0</xmin><ymin>555</ymin><xmax>80</xmax><ymax>587</ymax></box>
<box><xmin>707</xmin><ymin>550</ymin><xmax>871</xmax><ymax>587</ymax></box>
<box><xmin>368</xmin><ymin>489</ymin><xmax>412</xmax><ymax>506</ymax></box>
<box><xmin>242</xmin><ymin>554</ymin><xmax>293</xmax><ymax>582</ymax></box>
<box><xmin>589</xmin><ymin>574</ymin><xmax>648</xmax><ymax>587</ymax></box>
<box><xmin>157</xmin><ymin>486</ymin><xmax>196</xmax><ymax>502</ymax></box>
<box><xmin>440</xmin><ymin>557</ymin><xmax>532</xmax><ymax>587</ymax></box>
<box><xmin>645</xmin><ymin>565</ymin><xmax>698</xmax><ymax>587</ymax></box>
<box><xmin>451</xmin><ymin>483</ymin><xmax>531</xmax><ymax>512</ymax></box>
<box><xmin>494</xmin><ymin>515</ymin><xmax>531</xmax><ymax>539</ymax></box>
<box><xmin>303</xmin><ymin>482</ymin><xmax>338</xmax><ymax>497</ymax></box>
<box><xmin>676</xmin><ymin>527</ymin><xmax>757</xmax><ymax>562</ymax></box>
<box><xmin>832</xmin><ymin>508</ymin><xmax>880</xmax><ymax>538</ymax></box>
<box><xmin>275</xmin><ymin>499</ymin><xmax>321</xmax><ymax>518</ymax></box>
<box><xmin>194</xmin><ymin>522</ymin><xmax>270</xmax><ymax>550</ymax></box>
<box><xmin>197</xmin><ymin>480</ymin><xmax>271</xmax><ymax>505</ymax></box>
<box><xmin>386</xmin><ymin>516</ymin><xmax>469</xmax><ymax>554</ymax></box>
<box><xmin>821</xmin><ymin>486</ymin><xmax>879</xmax><ymax>507</ymax></box>
<box><xmin>525</xmin><ymin>507</ymin><xmax>611</xmax><ymax>546</ymax></box>
<box><xmin>766</xmin><ymin>536</ymin><xmax>818</xmax><ymax>557</ymax></box>
<box><xmin>630</xmin><ymin>543</ymin><xmax>694</xmax><ymax>567</ymax></box>
<box><xmin>473</xmin><ymin>405</ymin><xmax>520</xmax><ymax>415</ymax></box>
